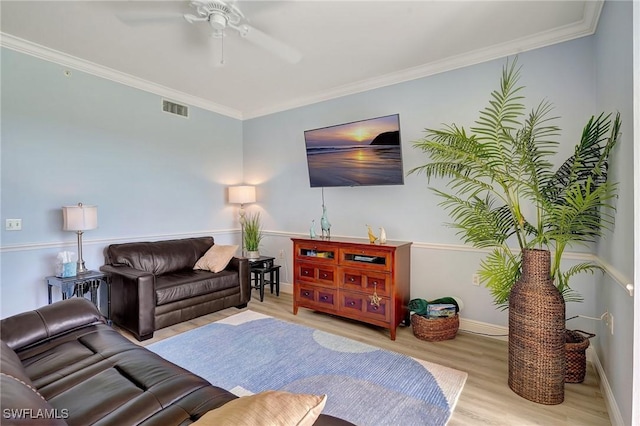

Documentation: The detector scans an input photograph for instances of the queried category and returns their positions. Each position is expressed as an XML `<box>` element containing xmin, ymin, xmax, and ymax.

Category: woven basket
<box><xmin>411</xmin><ymin>314</ymin><xmax>459</xmax><ymax>342</ymax></box>
<box><xmin>565</xmin><ymin>329</ymin><xmax>595</xmax><ymax>383</ymax></box>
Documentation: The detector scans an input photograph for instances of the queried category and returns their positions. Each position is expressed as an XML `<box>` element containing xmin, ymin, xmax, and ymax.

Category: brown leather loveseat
<box><xmin>0</xmin><ymin>298</ymin><xmax>351</xmax><ymax>425</ymax></box>
<box><xmin>100</xmin><ymin>237</ymin><xmax>250</xmax><ymax>341</ymax></box>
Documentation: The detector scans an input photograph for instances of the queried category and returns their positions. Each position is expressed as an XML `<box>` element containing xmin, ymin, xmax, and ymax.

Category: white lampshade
<box><xmin>229</xmin><ymin>186</ymin><xmax>256</xmax><ymax>204</ymax></box>
<box><xmin>62</xmin><ymin>203</ymin><xmax>98</xmax><ymax>231</ymax></box>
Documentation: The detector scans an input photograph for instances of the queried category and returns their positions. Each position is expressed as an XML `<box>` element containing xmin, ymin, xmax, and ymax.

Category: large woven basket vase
<box><xmin>508</xmin><ymin>249</ymin><xmax>566</xmax><ymax>405</ymax></box>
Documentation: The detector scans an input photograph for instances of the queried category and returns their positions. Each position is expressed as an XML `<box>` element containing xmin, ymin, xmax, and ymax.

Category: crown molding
<box><xmin>0</xmin><ymin>0</ymin><xmax>603</xmax><ymax>121</ymax></box>
<box><xmin>243</xmin><ymin>1</ymin><xmax>604</xmax><ymax>119</ymax></box>
<box><xmin>0</xmin><ymin>33</ymin><xmax>243</xmax><ymax>120</ymax></box>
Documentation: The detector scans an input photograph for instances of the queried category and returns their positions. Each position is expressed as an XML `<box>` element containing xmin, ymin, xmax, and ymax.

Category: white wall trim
<box><xmin>278</xmin><ymin>279</ymin><xmax>508</xmax><ymax>340</ymax></box>
<box><xmin>3</xmin><ymin>229</ymin><xmax>630</xmax><ymax>297</ymax></box>
<box><xmin>0</xmin><ymin>33</ymin><xmax>243</xmax><ymax>120</ymax></box>
<box><xmin>458</xmin><ymin>318</ymin><xmax>508</xmax><ymax>341</ymax></box>
<box><xmin>589</xmin><ymin>347</ymin><xmax>624</xmax><ymax>426</ymax></box>
<box><xmin>0</xmin><ymin>230</ymin><xmax>237</xmax><ymax>253</ymax></box>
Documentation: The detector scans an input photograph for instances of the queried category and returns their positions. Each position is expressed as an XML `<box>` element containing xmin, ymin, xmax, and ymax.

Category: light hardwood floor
<box><xmin>127</xmin><ymin>292</ymin><xmax>610</xmax><ymax>425</ymax></box>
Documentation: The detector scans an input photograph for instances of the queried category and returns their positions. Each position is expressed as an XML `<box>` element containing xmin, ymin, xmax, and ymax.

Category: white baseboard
<box><xmin>280</xmin><ymin>282</ymin><xmax>293</xmax><ymax>294</ymax></box>
<box><xmin>458</xmin><ymin>318</ymin><xmax>509</xmax><ymax>341</ymax></box>
<box><xmin>278</xmin><ymin>282</ymin><xmax>509</xmax><ymax>341</ymax></box>
<box><xmin>588</xmin><ymin>347</ymin><xmax>624</xmax><ymax>426</ymax></box>
<box><xmin>280</xmin><ymin>279</ymin><xmax>620</xmax><ymax>425</ymax></box>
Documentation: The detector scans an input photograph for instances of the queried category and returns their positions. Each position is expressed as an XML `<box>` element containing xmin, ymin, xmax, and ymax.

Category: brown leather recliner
<box><xmin>101</xmin><ymin>237</ymin><xmax>250</xmax><ymax>341</ymax></box>
<box><xmin>0</xmin><ymin>298</ymin><xmax>353</xmax><ymax>425</ymax></box>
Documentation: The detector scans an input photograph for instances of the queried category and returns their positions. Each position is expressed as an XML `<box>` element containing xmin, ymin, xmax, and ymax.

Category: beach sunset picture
<box><xmin>304</xmin><ymin>114</ymin><xmax>404</xmax><ymax>187</ymax></box>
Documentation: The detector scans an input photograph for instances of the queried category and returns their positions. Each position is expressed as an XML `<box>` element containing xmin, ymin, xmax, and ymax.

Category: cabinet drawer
<box><xmin>339</xmin><ymin>248</ymin><xmax>392</xmax><ymax>271</ymax></box>
<box><xmin>339</xmin><ymin>268</ymin><xmax>390</xmax><ymax>296</ymax></box>
<box><xmin>294</xmin><ymin>243</ymin><xmax>337</xmax><ymax>264</ymax></box>
<box><xmin>296</xmin><ymin>263</ymin><xmax>336</xmax><ymax>285</ymax></box>
<box><xmin>296</xmin><ymin>284</ymin><xmax>338</xmax><ymax>310</ymax></box>
<box><xmin>340</xmin><ymin>292</ymin><xmax>390</xmax><ymax>323</ymax></box>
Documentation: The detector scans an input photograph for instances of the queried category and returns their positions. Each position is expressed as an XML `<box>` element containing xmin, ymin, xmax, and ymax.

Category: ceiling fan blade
<box><xmin>235</xmin><ymin>24</ymin><xmax>301</xmax><ymax>64</ymax></box>
<box><xmin>116</xmin><ymin>11</ymin><xmax>185</xmax><ymax>26</ymax></box>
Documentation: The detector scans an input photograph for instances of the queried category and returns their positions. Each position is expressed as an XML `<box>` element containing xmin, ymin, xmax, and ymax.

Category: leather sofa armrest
<box><xmin>100</xmin><ymin>265</ymin><xmax>156</xmax><ymax>341</ymax></box>
<box><xmin>0</xmin><ymin>298</ymin><xmax>104</xmax><ymax>351</ymax></box>
<box><xmin>226</xmin><ymin>257</ymin><xmax>250</xmax><ymax>304</ymax></box>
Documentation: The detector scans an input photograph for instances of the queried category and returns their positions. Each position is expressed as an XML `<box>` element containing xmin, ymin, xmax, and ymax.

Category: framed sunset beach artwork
<box><xmin>303</xmin><ymin>114</ymin><xmax>404</xmax><ymax>187</ymax></box>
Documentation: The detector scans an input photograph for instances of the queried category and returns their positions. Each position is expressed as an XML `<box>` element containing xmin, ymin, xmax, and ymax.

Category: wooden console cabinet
<box><xmin>292</xmin><ymin>237</ymin><xmax>411</xmax><ymax>340</ymax></box>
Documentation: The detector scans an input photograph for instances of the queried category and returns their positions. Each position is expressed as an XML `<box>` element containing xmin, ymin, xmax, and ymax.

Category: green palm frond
<box><xmin>434</xmin><ymin>190</ymin><xmax>515</xmax><ymax>248</ymax></box>
<box><xmin>556</xmin><ymin>262</ymin><xmax>604</xmax><ymax>303</ymax></box>
<box><xmin>545</xmin><ymin>112</ymin><xmax>620</xmax><ymax>205</ymax></box>
<box><xmin>544</xmin><ymin>178</ymin><xmax>618</xmax><ymax>246</ymax></box>
<box><xmin>479</xmin><ymin>248</ymin><xmax>521</xmax><ymax>309</ymax></box>
<box><xmin>410</xmin><ymin>57</ymin><xmax>621</xmax><ymax>308</ymax></box>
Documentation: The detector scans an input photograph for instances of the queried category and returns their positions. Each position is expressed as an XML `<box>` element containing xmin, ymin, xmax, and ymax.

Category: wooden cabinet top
<box><xmin>291</xmin><ymin>236</ymin><xmax>412</xmax><ymax>250</ymax></box>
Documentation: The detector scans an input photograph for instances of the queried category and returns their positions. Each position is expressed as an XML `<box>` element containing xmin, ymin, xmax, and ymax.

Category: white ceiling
<box><xmin>1</xmin><ymin>1</ymin><xmax>602</xmax><ymax>119</ymax></box>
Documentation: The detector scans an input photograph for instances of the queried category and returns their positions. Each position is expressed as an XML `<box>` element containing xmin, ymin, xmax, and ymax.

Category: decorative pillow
<box><xmin>193</xmin><ymin>245</ymin><xmax>238</xmax><ymax>273</ymax></box>
<box><xmin>192</xmin><ymin>390</ymin><xmax>327</xmax><ymax>426</ymax></box>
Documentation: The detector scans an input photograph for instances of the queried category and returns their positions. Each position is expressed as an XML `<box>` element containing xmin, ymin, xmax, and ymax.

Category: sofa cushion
<box><xmin>13</xmin><ymin>320</ymin><xmax>236</xmax><ymax>426</ymax></box>
<box><xmin>0</xmin><ymin>373</ymin><xmax>66</xmax><ymax>425</ymax></box>
<box><xmin>193</xmin><ymin>390</ymin><xmax>327</xmax><ymax>426</ymax></box>
<box><xmin>0</xmin><ymin>298</ymin><xmax>104</xmax><ymax>352</ymax></box>
<box><xmin>106</xmin><ymin>237</ymin><xmax>213</xmax><ymax>275</ymax></box>
<box><xmin>155</xmin><ymin>270</ymin><xmax>239</xmax><ymax>306</ymax></box>
<box><xmin>194</xmin><ymin>245</ymin><xmax>238</xmax><ymax>273</ymax></box>
<box><xmin>2</xmin><ymin>341</ymin><xmax>63</xmax><ymax>424</ymax></box>
<box><xmin>2</xmin><ymin>341</ymin><xmax>27</xmax><ymax>381</ymax></box>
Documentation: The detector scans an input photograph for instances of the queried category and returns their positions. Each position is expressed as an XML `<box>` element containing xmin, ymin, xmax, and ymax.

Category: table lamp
<box><xmin>62</xmin><ymin>202</ymin><xmax>98</xmax><ymax>275</ymax></box>
<box><xmin>228</xmin><ymin>185</ymin><xmax>256</xmax><ymax>256</ymax></box>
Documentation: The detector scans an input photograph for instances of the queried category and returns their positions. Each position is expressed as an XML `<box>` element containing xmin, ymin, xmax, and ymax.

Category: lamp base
<box><xmin>76</xmin><ymin>231</ymin><xmax>90</xmax><ymax>275</ymax></box>
<box><xmin>76</xmin><ymin>262</ymin><xmax>90</xmax><ymax>275</ymax></box>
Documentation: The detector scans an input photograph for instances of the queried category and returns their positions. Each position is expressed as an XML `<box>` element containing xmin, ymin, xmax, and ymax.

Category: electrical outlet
<box><xmin>5</xmin><ymin>219</ymin><xmax>22</xmax><ymax>231</ymax></box>
<box><xmin>472</xmin><ymin>274</ymin><xmax>480</xmax><ymax>286</ymax></box>
<box><xmin>278</xmin><ymin>249</ymin><xmax>285</xmax><ymax>259</ymax></box>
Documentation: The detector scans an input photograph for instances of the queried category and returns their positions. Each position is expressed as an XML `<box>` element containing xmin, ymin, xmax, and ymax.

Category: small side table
<box><xmin>249</xmin><ymin>256</ymin><xmax>281</xmax><ymax>302</ymax></box>
<box><xmin>45</xmin><ymin>270</ymin><xmax>111</xmax><ymax>323</ymax></box>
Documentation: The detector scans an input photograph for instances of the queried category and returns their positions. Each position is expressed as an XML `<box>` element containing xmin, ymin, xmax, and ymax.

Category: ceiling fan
<box><xmin>120</xmin><ymin>0</ymin><xmax>301</xmax><ymax>65</ymax></box>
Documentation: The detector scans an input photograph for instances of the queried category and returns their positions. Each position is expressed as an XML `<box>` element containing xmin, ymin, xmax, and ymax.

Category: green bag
<box><xmin>408</xmin><ymin>297</ymin><xmax>460</xmax><ymax>316</ymax></box>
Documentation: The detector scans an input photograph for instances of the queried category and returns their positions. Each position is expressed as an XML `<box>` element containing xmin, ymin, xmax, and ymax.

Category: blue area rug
<box><xmin>148</xmin><ymin>311</ymin><xmax>467</xmax><ymax>425</ymax></box>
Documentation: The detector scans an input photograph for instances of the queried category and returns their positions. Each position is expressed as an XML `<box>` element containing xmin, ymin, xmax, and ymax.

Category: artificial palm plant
<box><xmin>410</xmin><ymin>59</ymin><xmax>621</xmax><ymax>308</ymax></box>
<box><xmin>243</xmin><ymin>212</ymin><xmax>264</xmax><ymax>254</ymax></box>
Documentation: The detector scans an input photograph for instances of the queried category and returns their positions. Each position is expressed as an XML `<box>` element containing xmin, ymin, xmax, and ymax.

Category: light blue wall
<box><xmin>593</xmin><ymin>1</ymin><xmax>635</xmax><ymax>424</ymax></box>
<box><xmin>1</xmin><ymin>6</ymin><xmax>635</xmax><ymax>421</ymax></box>
<box><xmin>1</xmin><ymin>48</ymin><xmax>244</xmax><ymax>317</ymax></box>
<box><xmin>243</xmin><ymin>37</ymin><xmax>603</xmax><ymax>328</ymax></box>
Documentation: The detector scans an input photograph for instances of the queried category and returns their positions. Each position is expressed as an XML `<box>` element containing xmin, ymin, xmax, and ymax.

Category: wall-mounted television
<box><xmin>304</xmin><ymin>114</ymin><xmax>404</xmax><ymax>187</ymax></box>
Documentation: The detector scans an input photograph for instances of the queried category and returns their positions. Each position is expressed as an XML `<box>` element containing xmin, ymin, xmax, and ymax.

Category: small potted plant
<box><xmin>244</xmin><ymin>212</ymin><xmax>263</xmax><ymax>259</ymax></box>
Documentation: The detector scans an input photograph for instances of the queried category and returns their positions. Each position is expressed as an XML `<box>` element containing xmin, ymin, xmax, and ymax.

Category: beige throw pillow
<box><xmin>193</xmin><ymin>390</ymin><xmax>327</xmax><ymax>426</ymax></box>
<box><xmin>193</xmin><ymin>244</ymin><xmax>238</xmax><ymax>273</ymax></box>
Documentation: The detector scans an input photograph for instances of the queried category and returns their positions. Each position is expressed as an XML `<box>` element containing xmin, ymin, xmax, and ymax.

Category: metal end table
<box><xmin>45</xmin><ymin>270</ymin><xmax>111</xmax><ymax>323</ymax></box>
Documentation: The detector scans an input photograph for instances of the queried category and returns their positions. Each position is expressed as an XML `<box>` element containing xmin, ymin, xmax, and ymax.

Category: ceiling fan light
<box><xmin>209</xmin><ymin>12</ymin><xmax>227</xmax><ymax>31</ymax></box>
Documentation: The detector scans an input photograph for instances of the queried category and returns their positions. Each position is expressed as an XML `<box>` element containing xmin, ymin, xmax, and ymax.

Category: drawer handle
<box><xmin>303</xmin><ymin>270</ymin><xmax>309</xmax><ymax>276</ymax></box>
<box><xmin>303</xmin><ymin>291</ymin><xmax>311</xmax><ymax>297</ymax></box>
<box><xmin>321</xmin><ymin>273</ymin><xmax>328</xmax><ymax>278</ymax></box>
<box><xmin>348</xmin><ymin>301</ymin><xmax>356</xmax><ymax>306</ymax></box>
<box><xmin>372</xmin><ymin>306</ymin><xmax>379</xmax><ymax>311</ymax></box>
<box><xmin>349</xmin><ymin>277</ymin><xmax>355</xmax><ymax>282</ymax></box>
<box><xmin>372</xmin><ymin>280</ymin><xmax>378</xmax><ymax>285</ymax></box>
<box><xmin>320</xmin><ymin>295</ymin><xmax>328</xmax><ymax>301</ymax></box>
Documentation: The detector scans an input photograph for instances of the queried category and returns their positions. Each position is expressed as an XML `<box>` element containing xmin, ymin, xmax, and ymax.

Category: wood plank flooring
<box><xmin>127</xmin><ymin>292</ymin><xmax>610</xmax><ymax>425</ymax></box>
